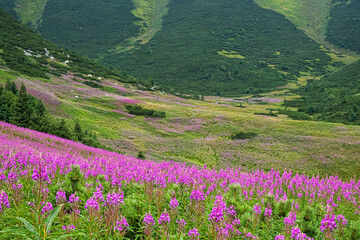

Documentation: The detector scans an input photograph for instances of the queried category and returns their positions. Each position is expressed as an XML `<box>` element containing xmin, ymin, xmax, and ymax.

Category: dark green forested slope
<box><xmin>0</xmin><ymin>8</ymin><xmax>131</xmax><ymax>81</ymax></box>
<box><xmin>285</xmin><ymin>60</ymin><xmax>360</xmax><ymax>124</ymax></box>
<box><xmin>326</xmin><ymin>0</ymin><xmax>360</xmax><ymax>53</ymax></box>
<box><xmin>103</xmin><ymin>0</ymin><xmax>331</xmax><ymax>96</ymax></box>
<box><xmin>39</xmin><ymin>0</ymin><xmax>139</xmax><ymax>58</ymax></box>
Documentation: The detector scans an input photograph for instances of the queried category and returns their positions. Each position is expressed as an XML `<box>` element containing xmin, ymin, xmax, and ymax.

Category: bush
<box><xmin>231</xmin><ymin>131</ymin><xmax>257</xmax><ymax>139</ymax></box>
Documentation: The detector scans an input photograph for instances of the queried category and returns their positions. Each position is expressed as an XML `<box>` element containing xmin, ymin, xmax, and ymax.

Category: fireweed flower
<box><xmin>41</xmin><ymin>202</ymin><xmax>53</xmax><ymax>215</ymax></box>
<box><xmin>209</xmin><ymin>195</ymin><xmax>227</xmax><ymax>222</ymax></box>
<box><xmin>56</xmin><ymin>190</ymin><xmax>67</xmax><ymax>204</ymax></box>
<box><xmin>85</xmin><ymin>197</ymin><xmax>99</xmax><ymax>211</ymax></box>
<box><xmin>169</xmin><ymin>197</ymin><xmax>179</xmax><ymax>208</ymax></box>
<box><xmin>105</xmin><ymin>192</ymin><xmax>124</xmax><ymax>206</ymax></box>
<box><xmin>189</xmin><ymin>189</ymin><xmax>205</xmax><ymax>201</ymax></box>
<box><xmin>337</xmin><ymin>215</ymin><xmax>347</xmax><ymax>226</ymax></box>
<box><xmin>320</xmin><ymin>214</ymin><xmax>337</xmax><ymax>232</ymax></box>
<box><xmin>275</xmin><ymin>234</ymin><xmax>285</xmax><ymax>240</ymax></box>
<box><xmin>291</xmin><ymin>227</ymin><xmax>302</xmax><ymax>238</ymax></box>
<box><xmin>158</xmin><ymin>210</ymin><xmax>170</xmax><ymax>225</ymax></box>
<box><xmin>284</xmin><ymin>212</ymin><xmax>296</xmax><ymax>226</ymax></box>
<box><xmin>264</xmin><ymin>207</ymin><xmax>272</xmax><ymax>217</ymax></box>
<box><xmin>188</xmin><ymin>227</ymin><xmax>200</xmax><ymax>236</ymax></box>
<box><xmin>93</xmin><ymin>189</ymin><xmax>104</xmax><ymax>202</ymax></box>
<box><xmin>0</xmin><ymin>190</ymin><xmax>10</xmax><ymax>211</ymax></box>
<box><xmin>62</xmin><ymin>225</ymin><xmax>76</xmax><ymax>231</ymax></box>
<box><xmin>253</xmin><ymin>205</ymin><xmax>261</xmax><ymax>215</ymax></box>
<box><xmin>69</xmin><ymin>193</ymin><xmax>80</xmax><ymax>203</ymax></box>
<box><xmin>143</xmin><ymin>213</ymin><xmax>155</xmax><ymax>226</ymax></box>
<box><xmin>114</xmin><ymin>216</ymin><xmax>129</xmax><ymax>231</ymax></box>
<box><xmin>176</xmin><ymin>218</ymin><xmax>186</xmax><ymax>227</ymax></box>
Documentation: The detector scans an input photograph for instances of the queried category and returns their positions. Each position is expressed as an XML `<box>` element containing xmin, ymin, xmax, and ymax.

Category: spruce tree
<box><xmin>33</xmin><ymin>99</ymin><xmax>50</xmax><ymax>131</ymax></box>
<box><xmin>0</xmin><ymin>90</ymin><xmax>15</xmax><ymax>122</ymax></box>
<box><xmin>74</xmin><ymin>121</ymin><xmax>84</xmax><ymax>141</ymax></box>
<box><xmin>55</xmin><ymin>119</ymin><xmax>72</xmax><ymax>139</ymax></box>
<box><xmin>12</xmin><ymin>83</ymin><xmax>33</xmax><ymax>127</ymax></box>
<box><xmin>5</xmin><ymin>80</ymin><xmax>18</xmax><ymax>95</ymax></box>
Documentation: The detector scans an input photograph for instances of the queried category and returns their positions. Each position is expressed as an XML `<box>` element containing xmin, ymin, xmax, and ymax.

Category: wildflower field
<box><xmin>0</xmin><ymin>122</ymin><xmax>359</xmax><ymax>239</ymax></box>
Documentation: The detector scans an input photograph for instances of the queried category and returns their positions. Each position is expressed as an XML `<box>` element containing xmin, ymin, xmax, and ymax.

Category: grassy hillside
<box><xmin>254</xmin><ymin>0</ymin><xmax>332</xmax><ymax>46</ymax></box>
<box><xmin>285</xmin><ymin>59</ymin><xmax>360</xmax><ymax>124</ymax></box>
<box><xmin>326</xmin><ymin>0</ymin><xmax>360</xmax><ymax>54</ymax></box>
<box><xmin>103</xmin><ymin>0</ymin><xmax>333</xmax><ymax>96</ymax></box>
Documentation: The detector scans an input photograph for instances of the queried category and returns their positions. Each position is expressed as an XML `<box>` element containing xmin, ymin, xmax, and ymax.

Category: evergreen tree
<box><xmin>54</xmin><ymin>119</ymin><xmax>72</xmax><ymax>139</ymax></box>
<box><xmin>12</xmin><ymin>83</ymin><xmax>33</xmax><ymax>127</ymax></box>
<box><xmin>74</xmin><ymin>121</ymin><xmax>84</xmax><ymax>141</ymax></box>
<box><xmin>0</xmin><ymin>90</ymin><xmax>15</xmax><ymax>122</ymax></box>
<box><xmin>5</xmin><ymin>80</ymin><xmax>18</xmax><ymax>95</ymax></box>
<box><xmin>33</xmin><ymin>99</ymin><xmax>50</xmax><ymax>131</ymax></box>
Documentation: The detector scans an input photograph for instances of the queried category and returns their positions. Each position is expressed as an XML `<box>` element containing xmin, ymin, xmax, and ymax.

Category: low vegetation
<box><xmin>0</xmin><ymin>123</ymin><xmax>359</xmax><ymax>239</ymax></box>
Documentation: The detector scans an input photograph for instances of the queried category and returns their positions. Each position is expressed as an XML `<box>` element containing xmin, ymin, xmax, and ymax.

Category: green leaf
<box><xmin>44</xmin><ymin>204</ymin><xmax>63</xmax><ymax>234</ymax></box>
<box><xmin>15</xmin><ymin>217</ymin><xmax>40</xmax><ymax>238</ymax></box>
<box><xmin>55</xmin><ymin>233</ymin><xmax>83</xmax><ymax>240</ymax></box>
<box><xmin>0</xmin><ymin>229</ymin><xmax>34</xmax><ymax>240</ymax></box>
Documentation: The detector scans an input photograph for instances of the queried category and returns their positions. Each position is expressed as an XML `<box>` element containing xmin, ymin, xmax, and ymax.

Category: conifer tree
<box><xmin>12</xmin><ymin>83</ymin><xmax>33</xmax><ymax>127</ymax></box>
<box><xmin>74</xmin><ymin>120</ymin><xmax>84</xmax><ymax>141</ymax></box>
<box><xmin>0</xmin><ymin>90</ymin><xmax>15</xmax><ymax>122</ymax></box>
<box><xmin>5</xmin><ymin>80</ymin><xmax>18</xmax><ymax>95</ymax></box>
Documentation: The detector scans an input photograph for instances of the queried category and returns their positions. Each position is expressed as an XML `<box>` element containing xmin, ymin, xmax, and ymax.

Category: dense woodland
<box><xmin>284</xmin><ymin>60</ymin><xmax>360</xmax><ymax>125</ymax></box>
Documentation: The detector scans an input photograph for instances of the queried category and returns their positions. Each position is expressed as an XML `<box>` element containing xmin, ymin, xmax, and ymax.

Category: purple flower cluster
<box><xmin>189</xmin><ymin>189</ymin><xmax>205</xmax><ymax>201</ymax></box>
<box><xmin>41</xmin><ymin>202</ymin><xmax>53</xmax><ymax>215</ymax></box>
<box><xmin>291</xmin><ymin>227</ymin><xmax>313</xmax><ymax>240</ymax></box>
<box><xmin>169</xmin><ymin>197</ymin><xmax>179</xmax><ymax>208</ymax></box>
<box><xmin>69</xmin><ymin>193</ymin><xmax>80</xmax><ymax>203</ymax></box>
<box><xmin>209</xmin><ymin>195</ymin><xmax>227</xmax><ymax>222</ymax></box>
<box><xmin>320</xmin><ymin>214</ymin><xmax>337</xmax><ymax>232</ymax></box>
<box><xmin>188</xmin><ymin>227</ymin><xmax>200</xmax><ymax>236</ymax></box>
<box><xmin>176</xmin><ymin>218</ymin><xmax>186</xmax><ymax>227</ymax></box>
<box><xmin>253</xmin><ymin>204</ymin><xmax>261</xmax><ymax>215</ymax></box>
<box><xmin>337</xmin><ymin>215</ymin><xmax>347</xmax><ymax>226</ymax></box>
<box><xmin>56</xmin><ymin>190</ymin><xmax>67</xmax><ymax>204</ymax></box>
<box><xmin>284</xmin><ymin>212</ymin><xmax>296</xmax><ymax>226</ymax></box>
<box><xmin>158</xmin><ymin>210</ymin><xmax>170</xmax><ymax>225</ymax></box>
<box><xmin>32</xmin><ymin>167</ymin><xmax>49</xmax><ymax>182</ymax></box>
<box><xmin>264</xmin><ymin>207</ymin><xmax>272</xmax><ymax>217</ymax></box>
<box><xmin>143</xmin><ymin>213</ymin><xmax>155</xmax><ymax>226</ymax></box>
<box><xmin>114</xmin><ymin>217</ymin><xmax>129</xmax><ymax>232</ymax></box>
<box><xmin>0</xmin><ymin>190</ymin><xmax>10</xmax><ymax>212</ymax></box>
<box><xmin>105</xmin><ymin>192</ymin><xmax>124</xmax><ymax>206</ymax></box>
<box><xmin>62</xmin><ymin>225</ymin><xmax>76</xmax><ymax>231</ymax></box>
<box><xmin>275</xmin><ymin>234</ymin><xmax>285</xmax><ymax>240</ymax></box>
<box><xmin>85</xmin><ymin>197</ymin><xmax>99</xmax><ymax>211</ymax></box>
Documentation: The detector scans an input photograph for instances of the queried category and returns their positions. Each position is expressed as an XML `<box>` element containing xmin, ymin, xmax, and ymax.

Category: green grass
<box><xmin>254</xmin><ymin>0</ymin><xmax>332</xmax><ymax>45</ymax></box>
<box><xmin>14</xmin><ymin>0</ymin><xmax>48</xmax><ymax>29</ymax></box>
<box><xmin>2</xmin><ymin>68</ymin><xmax>360</xmax><ymax>178</ymax></box>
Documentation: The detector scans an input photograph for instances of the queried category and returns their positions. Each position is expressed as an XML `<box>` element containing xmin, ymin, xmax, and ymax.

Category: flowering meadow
<box><xmin>0</xmin><ymin>121</ymin><xmax>359</xmax><ymax>239</ymax></box>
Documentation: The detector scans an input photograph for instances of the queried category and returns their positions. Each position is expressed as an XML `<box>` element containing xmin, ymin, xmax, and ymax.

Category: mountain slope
<box><xmin>285</xmin><ymin>59</ymin><xmax>360</xmax><ymax>124</ymax></box>
<box><xmin>103</xmin><ymin>0</ymin><xmax>332</xmax><ymax>95</ymax></box>
<box><xmin>0</xmin><ymin>0</ymin><xmax>336</xmax><ymax>96</ymax></box>
<box><xmin>0</xmin><ymin>8</ymin><xmax>132</xmax><ymax>81</ymax></box>
<box><xmin>326</xmin><ymin>0</ymin><xmax>360</xmax><ymax>53</ymax></box>
<box><xmin>254</xmin><ymin>0</ymin><xmax>332</xmax><ymax>46</ymax></box>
